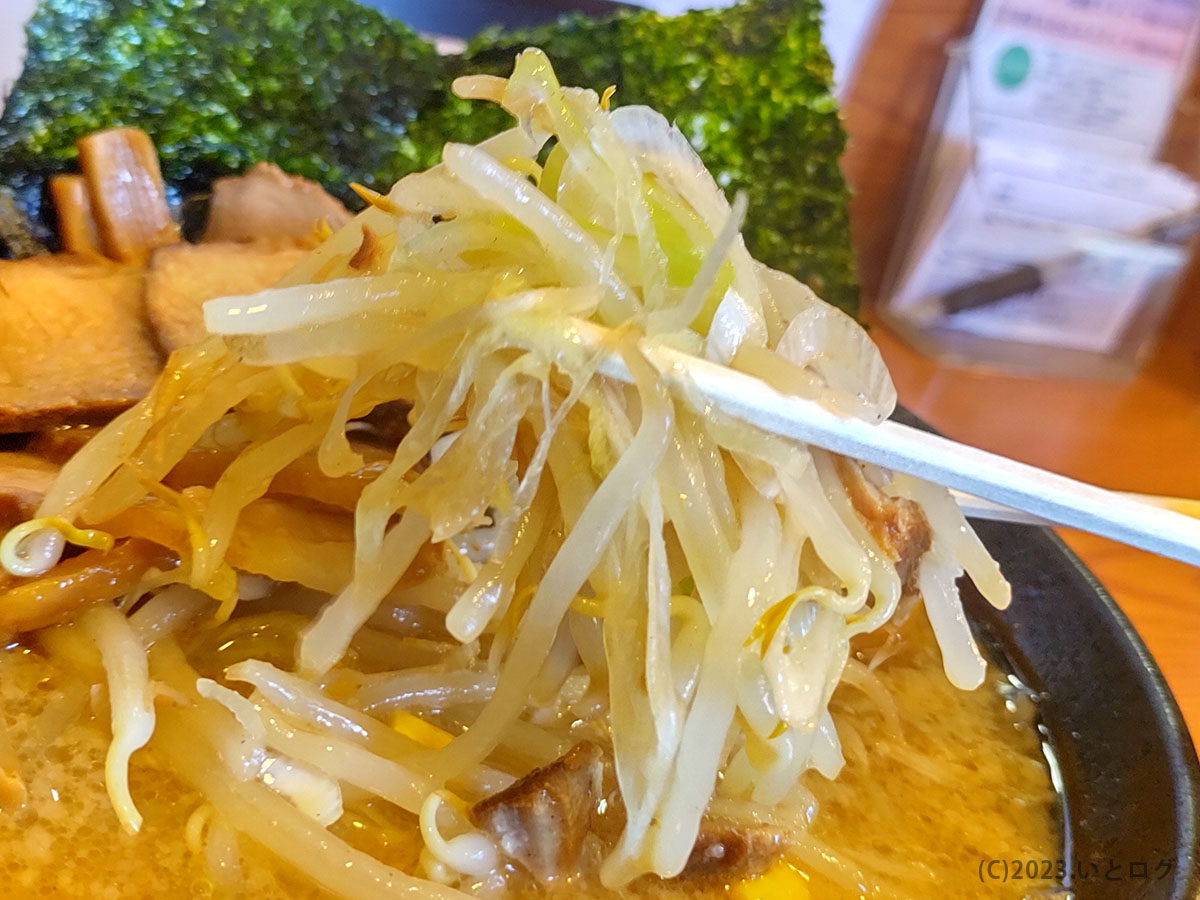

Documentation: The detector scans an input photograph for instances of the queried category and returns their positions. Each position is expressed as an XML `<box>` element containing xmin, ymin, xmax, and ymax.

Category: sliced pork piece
<box><xmin>24</xmin><ymin>423</ymin><xmax>101</xmax><ymax>464</ymax></box>
<box><xmin>144</xmin><ymin>242</ymin><xmax>308</xmax><ymax>351</ymax></box>
<box><xmin>681</xmin><ymin>820</ymin><xmax>783</xmax><ymax>880</ymax></box>
<box><xmin>472</xmin><ymin>740</ymin><xmax>604</xmax><ymax>884</ymax></box>
<box><xmin>0</xmin><ymin>256</ymin><xmax>161</xmax><ymax>431</ymax></box>
<box><xmin>77</xmin><ymin>129</ymin><xmax>179</xmax><ymax>261</ymax></box>
<box><xmin>201</xmin><ymin>162</ymin><xmax>352</xmax><ymax>245</ymax></box>
<box><xmin>836</xmin><ymin>456</ymin><xmax>932</xmax><ymax>593</ymax></box>
<box><xmin>472</xmin><ymin>741</ymin><xmax>786</xmax><ymax>885</ymax></box>
<box><xmin>0</xmin><ymin>453</ymin><xmax>58</xmax><ymax>530</ymax></box>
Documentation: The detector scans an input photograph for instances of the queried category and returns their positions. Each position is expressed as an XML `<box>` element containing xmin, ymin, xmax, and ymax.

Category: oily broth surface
<box><xmin>0</xmin><ymin>611</ymin><xmax>1059</xmax><ymax>899</ymax></box>
<box><xmin>0</xmin><ymin>645</ymin><xmax>327</xmax><ymax>900</ymax></box>
<box><xmin>806</xmin><ymin>610</ymin><xmax>1062</xmax><ymax>899</ymax></box>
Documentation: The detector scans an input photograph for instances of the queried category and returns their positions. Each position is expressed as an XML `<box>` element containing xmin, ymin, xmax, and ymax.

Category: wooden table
<box><xmin>841</xmin><ymin>0</ymin><xmax>1200</xmax><ymax>737</ymax></box>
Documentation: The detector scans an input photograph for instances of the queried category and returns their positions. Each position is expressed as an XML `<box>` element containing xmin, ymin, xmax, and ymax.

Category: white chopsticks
<box><xmin>569</xmin><ymin>319</ymin><xmax>1200</xmax><ymax>568</ymax></box>
<box><xmin>952</xmin><ymin>490</ymin><xmax>1200</xmax><ymax>528</ymax></box>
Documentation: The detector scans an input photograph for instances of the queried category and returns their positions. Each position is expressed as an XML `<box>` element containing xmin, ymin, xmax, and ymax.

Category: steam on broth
<box><xmin>0</xmin><ymin>50</ymin><xmax>1062</xmax><ymax>900</ymax></box>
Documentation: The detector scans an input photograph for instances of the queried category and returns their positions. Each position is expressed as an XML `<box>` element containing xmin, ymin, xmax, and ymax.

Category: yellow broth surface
<box><xmin>0</xmin><ymin>611</ymin><xmax>1060</xmax><ymax>899</ymax></box>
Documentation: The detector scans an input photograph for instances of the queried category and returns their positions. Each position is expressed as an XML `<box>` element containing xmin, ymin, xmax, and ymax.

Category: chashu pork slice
<box><xmin>472</xmin><ymin>741</ymin><xmax>606</xmax><ymax>884</ymax></box>
<box><xmin>0</xmin><ymin>256</ymin><xmax>161</xmax><ymax>432</ymax></box>
<box><xmin>201</xmin><ymin>162</ymin><xmax>352</xmax><ymax>245</ymax></box>
<box><xmin>472</xmin><ymin>741</ymin><xmax>787</xmax><ymax>884</ymax></box>
<box><xmin>0</xmin><ymin>452</ymin><xmax>59</xmax><ymax>530</ymax></box>
<box><xmin>144</xmin><ymin>241</ymin><xmax>308</xmax><ymax>352</ymax></box>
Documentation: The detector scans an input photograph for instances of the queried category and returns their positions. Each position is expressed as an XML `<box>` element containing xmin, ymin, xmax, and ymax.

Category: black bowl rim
<box><xmin>972</xmin><ymin>521</ymin><xmax>1200</xmax><ymax>899</ymax></box>
<box><xmin>894</xmin><ymin>406</ymin><xmax>1200</xmax><ymax>898</ymax></box>
<box><xmin>1048</xmin><ymin>529</ymin><xmax>1200</xmax><ymax>896</ymax></box>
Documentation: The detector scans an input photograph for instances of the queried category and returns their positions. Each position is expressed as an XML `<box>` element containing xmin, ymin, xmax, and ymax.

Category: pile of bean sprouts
<box><xmin>0</xmin><ymin>50</ymin><xmax>1009</xmax><ymax>898</ymax></box>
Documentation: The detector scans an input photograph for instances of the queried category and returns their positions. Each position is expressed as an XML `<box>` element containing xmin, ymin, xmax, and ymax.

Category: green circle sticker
<box><xmin>994</xmin><ymin>44</ymin><xmax>1031</xmax><ymax>90</ymax></box>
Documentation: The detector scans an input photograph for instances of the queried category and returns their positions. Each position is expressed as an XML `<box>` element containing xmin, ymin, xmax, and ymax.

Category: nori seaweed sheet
<box><xmin>0</xmin><ymin>0</ymin><xmax>857</xmax><ymax>312</ymax></box>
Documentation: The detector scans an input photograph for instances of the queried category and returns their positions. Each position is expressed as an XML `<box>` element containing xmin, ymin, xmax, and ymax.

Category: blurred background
<box><xmin>842</xmin><ymin>2</ymin><xmax>1199</xmax><ymax>745</ymax></box>
<box><xmin>841</xmin><ymin>1</ymin><xmax>1200</xmax><ymax>741</ymax></box>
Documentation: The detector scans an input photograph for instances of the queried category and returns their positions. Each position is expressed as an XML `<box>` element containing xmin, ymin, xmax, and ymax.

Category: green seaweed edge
<box><xmin>0</xmin><ymin>0</ymin><xmax>857</xmax><ymax>314</ymax></box>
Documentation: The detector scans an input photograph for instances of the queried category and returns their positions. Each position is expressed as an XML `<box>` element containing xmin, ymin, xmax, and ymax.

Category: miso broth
<box><xmin>0</xmin><ymin>610</ymin><xmax>1061</xmax><ymax>899</ymax></box>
